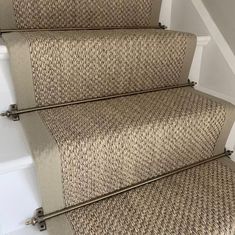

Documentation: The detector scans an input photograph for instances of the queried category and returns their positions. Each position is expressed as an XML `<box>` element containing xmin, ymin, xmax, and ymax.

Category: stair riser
<box><xmin>0</xmin><ymin>167</ymin><xmax>47</xmax><ymax>235</ymax></box>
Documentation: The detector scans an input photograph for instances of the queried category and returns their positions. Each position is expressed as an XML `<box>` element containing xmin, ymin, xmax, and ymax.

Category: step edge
<box><xmin>0</xmin><ymin>35</ymin><xmax>213</xmax><ymax>176</ymax></box>
<box><xmin>0</xmin><ymin>38</ymin><xmax>8</xmax><ymax>59</ymax></box>
<box><xmin>197</xmin><ymin>36</ymin><xmax>211</xmax><ymax>46</ymax></box>
<box><xmin>0</xmin><ymin>35</ymin><xmax>209</xmax><ymax>57</ymax></box>
<box><xmin>0</xmin><ymin>155</ymin><xmax>34</xmax><ymax>175</ymax></box>
<box><xmin>4</xmin><ymin>224</ymin><xmax>48</xmax><ymax>235</ymax></box>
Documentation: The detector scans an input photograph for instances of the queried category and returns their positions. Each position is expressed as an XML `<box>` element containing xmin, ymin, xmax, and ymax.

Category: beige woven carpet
<box><xmin>38</xmin><ymin>87</ymin><xmax>234</xmax><ymax>208</ymax></box>
<box><xmin>58</xmin><ymin>159</ymin><xmax>235</xmax><ymax>235</ymax></box>
<box><xmin>27</xmin><ymin>30</ymin><xmax>195</xmax><ymax>105</ymax></box>
<box><xmin>0</xmin><ymin>0</ymin><xmax>162</xmax><ymax>30</ymax></box>
<box><xmin>3</xmin><ymin>29</ymin><xmax>196</xmax><ymax>106</ymax></box>
<box><xmin>1</xmin><ymin>23</ymin><xmax>235</xmax><ymax>235</ymax></box>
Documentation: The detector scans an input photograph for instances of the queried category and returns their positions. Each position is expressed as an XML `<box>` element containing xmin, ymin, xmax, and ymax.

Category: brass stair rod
<box><xmin>0</xmin><ymin>24</ymin><xmax>166</xmax><ymax>34</ymax></box>
<box><xmin>1</xmin><ymin>82</ymin><xmax>196</xmax><ymax>121</ymax></box>
<box><xmin>26</xmin><ymin>150</ymin><xmax>233</xmax><ymax>231</ymax></box>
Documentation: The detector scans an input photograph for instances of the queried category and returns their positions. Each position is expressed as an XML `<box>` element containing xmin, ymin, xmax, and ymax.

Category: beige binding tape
<box><xmin>150</xmin><ymin>0</ymin><xmax>162</xmax><ymax>27</ymax></box>
<box><xmin>0</xmin><ymin>0</ymin><xmax>16</xmax><ymax>30</ymax></box>
<box><xmin>2</xmin><ymin>32</ymin><xmax>36</xmax><ymax>109</ymax></box>
<box><xmin>192</xmin><ymin>89</ymin><xmax>235</xmax><ymax>156</ymax></box>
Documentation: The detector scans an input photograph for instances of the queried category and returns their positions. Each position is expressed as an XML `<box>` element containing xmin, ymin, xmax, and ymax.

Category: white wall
<box><xmin>171</xmin><ymin>0</ymin><xmax>208</xmax><ymax>36</ymax></box>
<box><xmin>202</xmin><ymin>0</ymin><xmax>235</xmax><ymax>54</ymax></box>
<box><xmin>171</xmin><ymin>0</ymin><xmax>235</xmax><ymax>104</ymax></box>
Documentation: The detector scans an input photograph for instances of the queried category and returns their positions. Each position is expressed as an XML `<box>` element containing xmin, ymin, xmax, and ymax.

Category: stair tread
<box><xmin>0</xmin><ymin>0</ymin><xmax>234</xmax><ymax>234</ymax></box>
<box><xmin>0</xmin><ymin>0</ymin><xmax>161</xmax><ymax>30</ymax></box>
<box><xmin>2</xmin><ymin>29</ymin><xmax>196</xmax><ymax>108</ymax></box>
<box><xmin>47</xmin><ymin>158</ymin><xmax>235</xmax><ymax>235</ymax></box>
<box><xmin>20</xmin><ymin>87</ymin><xmax>235</xmax><ymax>212</ymax></box>
<box><xmin>0</xmin><ymin>35</ymin><xmax>210</xmax><ymax>175</ymax></box>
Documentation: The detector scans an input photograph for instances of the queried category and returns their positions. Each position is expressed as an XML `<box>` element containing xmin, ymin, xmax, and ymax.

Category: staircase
<box><xmin>0</xmin><ymin>1</ymin><xmax>235</xmax><ymax>235</ymax></box>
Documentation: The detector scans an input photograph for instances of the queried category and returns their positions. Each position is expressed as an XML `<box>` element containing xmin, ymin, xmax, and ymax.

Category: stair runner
<box><xmin>1</xmin><ymin>0</ymin><xmax>235</xmax><ymax>234</ymax></box>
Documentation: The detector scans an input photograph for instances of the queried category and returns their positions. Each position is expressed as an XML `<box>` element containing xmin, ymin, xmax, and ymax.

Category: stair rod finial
<box><xmin>0</xmin><ymin>104</ymin><xmax>20</xmax><ymax>121</ymax></box>
<box><xmin>225</xmin><ymin>149</ymin><xmax>234</xmax><ymax>157</ymax></box>
<box><xmin>0</xmin><ymin>111</ymin><xmax>9</xmax><ymax>117</ymax></box>
<box><xmin>25</xmin><ymin>208</ymin><xmax>46</xmax><ymax>231</ymax></box>
<box><xmin>25</xmin><ymin>217</ymin><xmax>38</xmax><ymax>226</ymax></box>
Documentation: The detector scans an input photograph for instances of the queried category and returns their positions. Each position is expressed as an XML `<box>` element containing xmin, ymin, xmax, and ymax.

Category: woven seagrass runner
<box><xmin>1</xmin><ymin>3</ymin><xmax>235</xmax><ymax>233</ymax></box>
<box><xmin>47</xmin><ymin>159</ymin><xmax>235</xmax><ymax>235</ymax></box>
<box><xmin>0</xmin><ymin>0</ymin><xmax>162</xmax><ymax>30</ymax></box>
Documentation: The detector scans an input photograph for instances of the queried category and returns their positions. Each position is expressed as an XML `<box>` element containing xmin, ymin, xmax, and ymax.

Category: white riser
<box><xmin>6</xmin><ymin>226</ymin><xmax>47</xmax><ymax>235</ymax></box>
<box><xmin>0</xmin><ymin>168</ymin><xmax>48</xmax><ymax>235</ymax></box>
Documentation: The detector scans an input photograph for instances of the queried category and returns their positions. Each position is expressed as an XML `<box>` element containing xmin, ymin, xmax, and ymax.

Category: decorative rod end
<box><xmin>159</xmin><ymin>23</ymin><xmax>167</xmax><ymax>30</ymax></box>
<box><xmin>25</xmin><ymin>217</ymin><xmax>38</xmax><ymax>226</ymax></box>
<box><xmin>26</xmin><ymin>208</ymin><xmax>47</xmax><ymax>231</ymax></box>
<box><xmin>0</xmin><ymin>104</ymin><xmax>20</xmax><ymax>121</ymax></box>
<box><xmin>225</xmin><ymin>150</ymin><xmax>234</xmax><ymax>157</ymax></box>
<box><xmin>0</xmin><ymin>111</ymin><xmax>11</xmax><ymax>118</ymax></box>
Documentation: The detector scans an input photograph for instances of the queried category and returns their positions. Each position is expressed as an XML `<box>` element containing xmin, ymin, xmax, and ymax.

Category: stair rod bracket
<box><xmin>0</xmin><ymin>104</ymin><xmax>19</xmax><ymax>121</ymax></box>
<box><xmin>25</xmin><ymin>150</ymin><xmax>232</xmax><ymax>232</ymax></box>
<box><xmin>159</xmin><ymin>22</ymin><xmax>167</xmax><ymax>30</ymax></box>
<box><xmin>0</xmin><ymin>81</ymin><xmax>197</xmax><ymax>121</ymax></box>
<box><xmin>25</xmin><ymin>208</ymin><xmax>47</xmax><ymax>231</ymax></box>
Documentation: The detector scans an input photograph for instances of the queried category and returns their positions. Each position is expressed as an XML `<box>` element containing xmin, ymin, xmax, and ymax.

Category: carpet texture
<box><xmin>1</xmin><ymin>4</ymin><xmax>235</xmax><ymax>234</ymax></box>
<box><xmin>38</xmin><ymin>87</ymin><xmax>231</xmax><ymax>207</ymax></box>
<box><xmin>21</xmin><ymin>29</ymin><xmax>196</xmax><ymax>105</ymax></box>
<box><xmin>0</xmin><ymin>0</ymin><xmax>162</xmax><ymax>30</ymax></box>
<box><xmin>62</xmin><ymin>160</ymin><xmax>235</xmax><ymax>235</ymax></box>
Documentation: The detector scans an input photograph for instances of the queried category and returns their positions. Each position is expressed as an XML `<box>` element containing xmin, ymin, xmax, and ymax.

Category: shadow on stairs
<box><xmin>0</xmin><ymin>0</ymin><xmax>235</xmax><ymax>234</ymax></box>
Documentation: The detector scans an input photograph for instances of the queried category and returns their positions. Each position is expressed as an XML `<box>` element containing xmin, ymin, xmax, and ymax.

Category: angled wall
<box><xmin>202</xmin><ymin>0</ymin><xmax>235</xmax><ymax>54</ymax></box>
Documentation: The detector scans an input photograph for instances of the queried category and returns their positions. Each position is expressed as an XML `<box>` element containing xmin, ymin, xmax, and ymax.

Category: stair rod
<box><xmin>0</xmin><ymin>23</ymin><xmax>167</xmax><ymax>34</ymax></box>
<box><xmin>1</xmin><ymin>81</ymin><xmax>196</xmax><ymax>121</ymax></box>
<box><xmin>26</xmin><ymin>150</ymin><xmax>233</xmax><ymax>231</ymax></box>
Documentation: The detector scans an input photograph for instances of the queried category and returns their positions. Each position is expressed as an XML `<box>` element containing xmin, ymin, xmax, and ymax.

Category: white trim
<box><xmin>189</xmin><ymin>36</ymin><xmax>210</xmax><ymax>83</ymax></box>
<box><xmin>160</xmin><ymin>0</ymin><xmax>172</xmax><ymax>28</ymax></box>
<box><xmin>0</xmin><ymin>44</ymin><xmax>8</xmax><ymax>54</ymax></box>
<box><xmin>0</xmin><ymin>39</ymin><xmax>7</xmax><ymax>52</ymax></box>
<box><xmin>6</xmin><ymin>226</ymin><xmax>48</xmax><ymax>235</ymax></box>
<box><xmin>0</xmin><ymin>39</ymin><xmax>8</xmax><ymax>59</ymax></box>
<box><xmin>192</xmin><ymin>0</ymin><xmax>235</xmax><ymax>75</ymax></box>
<box><xmin>0</xmin><ymin>156</ymin><xmax>33</xmax><ymax>175</ymax></box>
<box><xmin>197</xmin><ymin>36</ymin><xmax>211</xmax><ymax>46</ymax></box>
